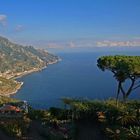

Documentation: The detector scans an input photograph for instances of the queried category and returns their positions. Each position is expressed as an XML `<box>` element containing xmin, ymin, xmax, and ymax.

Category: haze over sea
<box><xmin>12</xmin><ymin>48</ymin><xmax>140</xmax><ymax>109</ymax></box>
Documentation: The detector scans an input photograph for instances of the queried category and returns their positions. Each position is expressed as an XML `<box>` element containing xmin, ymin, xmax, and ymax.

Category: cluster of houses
<box><xmin>0</xmin><ymin>101</ymin><xmax>28</xmax><ymax>118</ymax></box>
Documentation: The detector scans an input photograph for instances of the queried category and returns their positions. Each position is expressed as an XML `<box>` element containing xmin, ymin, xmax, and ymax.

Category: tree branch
<box><xmin>132</xmin><ymin>84</ymin><xmax>140</xmax><ymax>91</ymax></box>
<box><xmin>116</xmin><ymin>82</ymin><xmax>121</xmax><ymax>105</ymax></box>
<box><xmin>134</xmin><ymin>81</ymin><xmax>140</xmax><ymax>86</ymax></box>
<box><xmin>126</xmin><ymin>77</ymin><xmax>135</xmax><ymax>98</ymax></box>
<box><xmin>120</xmin><ymin>83</ymin><xmax>126</xmax><ymax>97</ymax></box>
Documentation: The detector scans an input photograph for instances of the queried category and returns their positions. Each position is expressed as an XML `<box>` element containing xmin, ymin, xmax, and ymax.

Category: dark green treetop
<box><xmin>97</xmin><ymin>55</ymin><xmax>140</xmax><ymax>102</ymax></box>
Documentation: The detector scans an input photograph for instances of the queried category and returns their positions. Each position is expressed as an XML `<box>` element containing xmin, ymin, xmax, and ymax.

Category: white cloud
<box><xmin>0</xmin><ymin>14</ymin><xmax>7</xmax><ymax>26</ymax></box>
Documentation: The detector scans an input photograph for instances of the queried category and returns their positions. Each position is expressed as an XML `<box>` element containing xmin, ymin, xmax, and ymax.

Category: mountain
<box><xmin>0</xmin><ymin>36</ymin><xmax>59</xmax><ymax>95</ymax></box>
<box><xmin>0</xmin><ymin>36</ymin><xmax>59</xmax><ymax>78</ymax></box>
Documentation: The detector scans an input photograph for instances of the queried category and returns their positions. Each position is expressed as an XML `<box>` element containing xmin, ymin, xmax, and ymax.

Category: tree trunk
<box><xmin>125</xmin><ymin>78</ymin><xmax>135</xmax><ymax>99</ymax></box>
<box><xmin>119</xmin><ymin>77</ymin><xmax>136</xmax><ymax>103</ymax></box>
<box><xmin>116</xmin><ymin>82</ymin><xmax>121</xmax><ymax>106</ymax></box>
<box><xmin>120</xmin><ymin>83</ymin><xmax>126</xmax><ymax>102</ymax></box>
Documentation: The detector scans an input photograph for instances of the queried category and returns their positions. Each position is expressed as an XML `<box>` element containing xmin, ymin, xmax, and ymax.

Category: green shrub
<box><xmin>128</xmin><ymin>126</ymin><xmax>140</xmax><ymax>139</ymax></box>
<box><xmin>0</xmin><ymin>118</ymin><xmax>30</xmax><ymax>137</ymax></box>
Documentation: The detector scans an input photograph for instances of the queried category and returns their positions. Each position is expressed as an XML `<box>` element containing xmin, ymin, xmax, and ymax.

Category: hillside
<box><xmin>0</xmin><ymin>36</ymin><xmax>59</xmax><ymax>78</ymax></box>
<box><xmin>0</xmin><ymin>95</ymin><xmax>19</xmax><ymax>105</ymax></box>
<box><xmin>0</xmin><ymin>77</ymin><xmax>22</xmax><ymax>96</ymax></box>
<box><xmin>0</xmin><ymin>36</ymin><xmax>59</xmax><ymax>95</ymax></box>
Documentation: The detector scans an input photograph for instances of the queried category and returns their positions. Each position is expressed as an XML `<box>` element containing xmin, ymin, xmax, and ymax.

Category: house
<box><xmin>0</xmin><ymin>100</ymin><xmax>28</xmax><ymax>118</ymax></box>
<box><xmin>0</xmin><ymin>105</ymin><xmax>22</xmax><ymax>117</ymax></box>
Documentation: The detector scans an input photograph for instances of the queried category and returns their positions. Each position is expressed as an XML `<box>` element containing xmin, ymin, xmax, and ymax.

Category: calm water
<box><xmin>12</xmin><ymin>51</ymin><xmax>140</xmax><ymax>109</ymax></box>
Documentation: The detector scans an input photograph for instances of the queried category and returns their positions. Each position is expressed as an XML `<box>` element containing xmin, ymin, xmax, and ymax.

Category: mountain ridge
<box><xmin>0</xmin><ymin>36</ymin><xmax>59</xmax><ymax>95</ymax></box>
<box><xmin>0</xmin><ymin>36</ymin><xmax>59</xmax><ymax>78</ymax></box>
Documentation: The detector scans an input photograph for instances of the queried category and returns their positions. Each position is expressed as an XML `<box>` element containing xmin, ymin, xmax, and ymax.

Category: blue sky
<box><xmin>0</xmin><ymin>0</ymin><xmax>140</xmax><ymax>47</ymax></box>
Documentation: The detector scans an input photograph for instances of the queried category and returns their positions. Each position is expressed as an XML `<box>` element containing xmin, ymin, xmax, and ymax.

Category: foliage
<box><xmin>117</xmin><ymin>113</ymin><xmax>136</xmax><ymax>126</ymax></box>
<box><xmin>0</xmin><ymin>117</ymin><xmax>30</xmax><ymax>137</ymax></box>
<box><xmin>128</xmin><ymin>126</ymin><xmax>140</xmax><ymax>139</ymax></box>
<box><xmin>62</xmin><ymin>98</ymin><xmax>140</xmax><ymax>139</ymax></box>
<box><xmin>97</xmin><ymin>55</ymin><xmax>140</xmax><ymax>102</ymax></box>
<box><xmin>1</xmin><ymin>98</ymin><xmax>139</xmax><ymax>139</ymax></box>
<box><xmin>49</xmin><ymin>107</ymin><xmax>69</xmax><ymax>120</ymax></box>
<box><xmin>0</xmin><ymin>77</ymin><xmax>22</xmax><ymax>95</ymax></box>
<box><xmin>62</xmin><ymin>98</ymin><xmax>124</xmax><ymax>122</ymax></box>
<box><xmin>28</xmin><ymin>106</ymin><xmax>76</xmax><ymax>139</ymax></box>
<box><xmin>40</xmin><ymin>120</ymin><xmax>76</xmax><ymax>140</ymax></box>
<box><xmin>105</xmin><ymin>126</ymin><xmax>140</xmax><ymax>140</ymax></box>
<box><xmin>105</xmin><ymin>127</ymin><xmax>130</xmax><ymax>140</ymax></box>
<box><xmin>0</xmin><ymin>96</ymin><xmax>19</xmax><ymax>106</ymax></box>
<box><xmin>28</xmin><ymin>107</ymin><xmax>48</xmax><ymax>120</ymax></box>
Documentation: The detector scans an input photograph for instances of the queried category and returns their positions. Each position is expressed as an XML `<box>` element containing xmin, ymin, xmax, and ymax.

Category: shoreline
<box><xmin>13</xmin><ymin>66</ymin><xmax>47</xmax><ymax>80</ymax></box>
<box><xmin>3</xmin><ymin>82</ymin><xmax>24</xmax><ymax>97</ymax></box>
<box><xmin>14</xmin><ymin>57</ymin><xmax>62</xmax><ymax>80</ymax></box>
<box><xmin>2</xmin><ymin>58</ymin><xmax>61</xmax><ymax>97</ymax></box>
<box><xmin>13</xmin><ymin>58</ymin><xmax>61</xmax><ymax>79</ymax></box>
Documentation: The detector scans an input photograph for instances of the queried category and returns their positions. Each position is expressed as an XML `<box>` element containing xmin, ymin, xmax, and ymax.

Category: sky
<box><xmin>0</xmin><ymin>0</ymin><xmax>140</xmax><ymax>48</ymax></box>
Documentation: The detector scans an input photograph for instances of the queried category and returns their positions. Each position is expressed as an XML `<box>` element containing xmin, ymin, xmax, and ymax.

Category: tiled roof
<box><xmin>0</xmin><ymin>105</ymin><xmax>21</xmax><ymax>112</ymax></box>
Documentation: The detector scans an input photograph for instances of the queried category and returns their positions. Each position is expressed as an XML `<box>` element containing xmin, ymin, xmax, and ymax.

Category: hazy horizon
<box><xmin>0</xmin><ymin>0</ymin><xmax>140</xmax><ymax>50</ymax></box>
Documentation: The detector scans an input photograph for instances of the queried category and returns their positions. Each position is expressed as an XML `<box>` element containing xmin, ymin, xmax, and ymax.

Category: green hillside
<box><xmin>0</xmin><ymin>36</ymin><xmax>59</xmax><ymax>95</ymax></box>
<box><xmin>0</xmin><ymin>36</ymin><xmax>58</xmax><ymax>75</ymax></box>
<box><xmin>0</xmin><ymin>77</ymin><xmax>22</xmax><ymax>95</ymax></box>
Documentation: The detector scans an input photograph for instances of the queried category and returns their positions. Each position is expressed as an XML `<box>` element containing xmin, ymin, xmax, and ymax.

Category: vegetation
<box><xmin>0</xmin><ymin>77</ymin><xmax>21</xmax><ymax>95</ymax></box>
<box><xmin>97</xmin><ymin>55</ymin><xmax>140</xmax><ymax>102</ymax></box>
<box><xmin>0</xmin><ymin>97</ymin><xmax>140</xmax><ymax>139</ymax></box>
<box><xmin>0</xmin><ymin>96</ymin><xmax>19</xmax><ymax>106</ymax></box>
<box><xmin>0</xmin><ymin>36</ymin><xmax>59</xmax><ymax>95</ymax></box>
<box><xmin>28</xmin><ymin>108</ymin><xmax>76</xmax><ymax>140</ymax></box>
<box><xmin>0</xmin><ymin>117</ymin><xmax>30</xmax><ymax>137</ymax></box>
<box><xmin>0</xmin><ymin>36</ymin><xmax>59</xmax><ymax>76</ymax></box>
<box><xmin>62</xmin><ymin>98</ymin><xmax>140</xmax><ymax>139</ymax></box>
<box><xmin>0</xmin><ymin>54</ymin><xmax>140</xmax><ymax>140</ymax></box>
<box><xmin>0</xmin><ymin>96</ymin><xmax>30</xmax><ymax>138</ymax></box>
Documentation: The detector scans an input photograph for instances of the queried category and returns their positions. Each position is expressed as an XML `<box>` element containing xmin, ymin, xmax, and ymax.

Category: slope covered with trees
<box><xmin>0</xmin><ymin>36</ymin><xmax>59</xmax><ymax>95</ymax></box>
<box><xmin>0</xmin><ymin>36</ymin><xmax>59</xmax><ymax>77</ymax></box>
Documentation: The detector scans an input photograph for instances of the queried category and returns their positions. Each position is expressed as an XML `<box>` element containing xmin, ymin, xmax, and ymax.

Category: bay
<box><xmin>12</xmin><ymin>50</ymin><xmax>140</xmax><ymax>109</ymax></box>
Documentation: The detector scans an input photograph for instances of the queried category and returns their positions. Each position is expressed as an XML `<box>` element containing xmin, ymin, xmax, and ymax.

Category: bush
<box><xmin>49</xmin><ymin>107</ymin><xmax>69</xmax><ymax>120</ymax></box>
<box><xmin>0</xmin><ymin>118</ymin><xmax>30</xmax><ymax>137</ymax></box>
<box><xmin>128</xmin><ymin>126</ymin><xmax>140</xmax><ymax>139</ymax></box>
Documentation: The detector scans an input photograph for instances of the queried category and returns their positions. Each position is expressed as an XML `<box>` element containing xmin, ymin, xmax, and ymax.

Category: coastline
<box><xmin>2</xmin><ymin>58</ymin><xmax>61</xmax><ymax>97</ymax></box>
<box><xmin>2</xmin><ymin>82</ymin><xmax>24</xmax><ymax>97</ymax></box>
<box><xmin>13</xmin><ymin>58</ymin><xmax>62</xmax><ymax>80</ymax></box>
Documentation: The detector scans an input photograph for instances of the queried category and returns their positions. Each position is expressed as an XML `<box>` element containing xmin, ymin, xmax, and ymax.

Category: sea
<box><xmin>12</xmin><ymin>48</ymin><xmax>140</xmax><ymax>109</ymax></box>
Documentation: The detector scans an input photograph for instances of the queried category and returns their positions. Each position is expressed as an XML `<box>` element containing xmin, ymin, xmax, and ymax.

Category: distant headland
<box><xmin>0</xmin><ymin>36</ymin><xmax>60</xmax><ymax>96</ymax></box>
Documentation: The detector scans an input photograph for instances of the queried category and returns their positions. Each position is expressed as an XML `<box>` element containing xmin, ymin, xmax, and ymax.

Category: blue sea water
<box><xmin>12</xmin><ymin>51</ymin><xmax>140</xmax><ymax>109</ymax></box>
